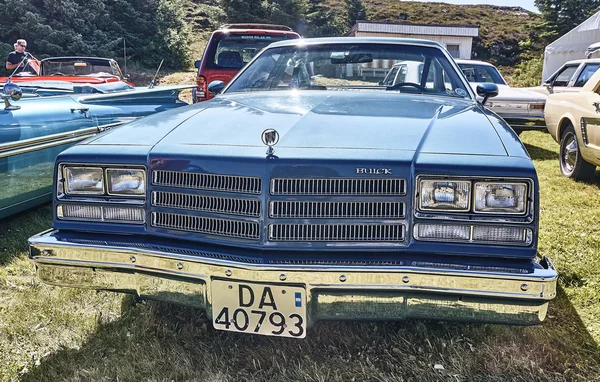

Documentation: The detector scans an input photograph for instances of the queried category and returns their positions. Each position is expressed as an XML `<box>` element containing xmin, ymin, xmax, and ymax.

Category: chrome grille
<box><xmin>269</xmin><ymin>224</ymin><xmax>404</xmax><ymax>242</ymax></box>
<box><xmin>152</xmin><ymin>191</ymin><xmax>260</xmax><ymax>217</ymax></box>
<box><xmin>270</xmin><ymin>178</ymin><xmax>405</xmax><ymax>195</ymax></box>
<box><xmin>153</xmin><ymin>170</ymin><xmax>261</xmax><ymax>194</ymax></box>
<box><xmin>152</xmin><ymin>212</ymin><xmax>260</xmax><ymax>240</ymax></box>
<box><xmin>270</xmin><ymin>201</ymin><xmax>403</xmax><ymax>218</ymax></box>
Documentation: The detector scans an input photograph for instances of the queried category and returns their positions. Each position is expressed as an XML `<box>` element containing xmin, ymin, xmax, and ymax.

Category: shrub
<box><xmin>511</xmin><ymin>55</ymin><xmax>544</xmax><ymax>87</ymax></box>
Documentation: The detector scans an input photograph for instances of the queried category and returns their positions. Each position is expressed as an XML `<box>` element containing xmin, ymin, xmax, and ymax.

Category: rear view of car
<box><xmin>193</xmin><ymin>24</ymin><xmax>300</xmax><ymax>103</ymax></box>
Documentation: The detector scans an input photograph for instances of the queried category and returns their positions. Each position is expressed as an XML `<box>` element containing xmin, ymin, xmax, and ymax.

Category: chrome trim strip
<box><xmin>0</xmin><ymin>121</ymin><xmax>131</xmax><ymax>159</ymax></box>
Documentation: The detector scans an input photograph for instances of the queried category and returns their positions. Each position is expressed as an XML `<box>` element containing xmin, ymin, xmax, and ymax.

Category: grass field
<box><xmin>1</xmin><ymin>131</ymin><xmax>599</xmax><ymax>381</ymax></box>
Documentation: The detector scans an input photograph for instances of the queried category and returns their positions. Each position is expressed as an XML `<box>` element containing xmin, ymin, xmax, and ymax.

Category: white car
<box><xmin>456</xmin><ymin>60</ymin><xmax>547</xmax><ymax>132</ymax></box>
<box><xmin>527</xmin><ymin>58</ymin><xmax>600</xmax><ymax>96</ymax></box>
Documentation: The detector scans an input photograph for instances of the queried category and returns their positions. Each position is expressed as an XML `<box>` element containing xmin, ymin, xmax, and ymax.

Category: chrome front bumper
<box><xmin>29</xmin><ymin>230</ymin><xmax>558</xmax><ymax>326</ymax></box>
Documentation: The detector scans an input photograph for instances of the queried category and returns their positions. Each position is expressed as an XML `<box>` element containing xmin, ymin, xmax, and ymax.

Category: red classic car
<box><xmin>193</xmin><ymin>24</ymin><xmax>300</xmax><ymax>102</ymax></box>
<box><xmin>1</xmin><ymin>56</ymin><xmax>132</xmax><ymax>85</ymax></box>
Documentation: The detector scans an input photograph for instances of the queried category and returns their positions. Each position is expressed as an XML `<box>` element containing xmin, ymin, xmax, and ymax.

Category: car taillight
<box><xmin>196</xmin><ymin>75</ymin><xmax>207</xmax><ymax>101</ymax></box>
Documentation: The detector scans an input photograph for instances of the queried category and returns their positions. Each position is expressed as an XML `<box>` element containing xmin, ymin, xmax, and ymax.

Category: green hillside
<box><xmin>184</xmin><ymin>1</ymin><xmax>541</xmax><ymax>65</ymax></box>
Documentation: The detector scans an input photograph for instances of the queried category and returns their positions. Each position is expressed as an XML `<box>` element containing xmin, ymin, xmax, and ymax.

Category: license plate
<box><xmin>211</xmin><ymin>280</ymin><xmax>306</xmax><ymax>338</ymax></box>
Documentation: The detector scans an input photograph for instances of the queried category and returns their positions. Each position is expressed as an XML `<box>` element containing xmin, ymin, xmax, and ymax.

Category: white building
<box><xmin>543</xmin><ymin>10</ymin><xmax>600</xmax><ymax>81</ymax></box>
<box><xmin>348</xmin><ymin>20</ymin><xmax>479</xmax><ymax>59</ymax></box>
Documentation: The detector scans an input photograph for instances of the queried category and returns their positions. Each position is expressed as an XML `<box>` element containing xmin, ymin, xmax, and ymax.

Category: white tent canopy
<box><xmin>543</xmin><ymin>10</ymin><xmax>600</xmax><ymax>81</ymax></box>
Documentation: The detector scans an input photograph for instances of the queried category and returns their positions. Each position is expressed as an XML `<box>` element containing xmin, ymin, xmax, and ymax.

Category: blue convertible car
<box><xmin>29</xmin><ymin>38</ymin><xmax>557</xmax><ymax>338</ymax></box>
<box><xmin>1</xmin><ymin>81</ymin><xmax>192</xmax><ymax>218</ymax></box>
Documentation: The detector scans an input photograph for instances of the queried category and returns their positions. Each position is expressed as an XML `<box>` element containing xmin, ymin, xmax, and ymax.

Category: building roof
<box><xmin>349</xmin><ymin>20</ymin><xmax>479</xmax><ymax>38</ymax></box>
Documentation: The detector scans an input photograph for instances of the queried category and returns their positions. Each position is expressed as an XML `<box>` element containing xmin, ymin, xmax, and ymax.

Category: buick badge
<box><xmin>261</xmin><ymin>128</ymin><xmax>280</xmax><ymax>156</ymax></box>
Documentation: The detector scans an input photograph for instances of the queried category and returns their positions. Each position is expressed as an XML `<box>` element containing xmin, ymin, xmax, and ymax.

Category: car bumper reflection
<box><xmin>29</xmin><ymin>229</ymin><xmax>558</xmax><ymax>326</ymax></box>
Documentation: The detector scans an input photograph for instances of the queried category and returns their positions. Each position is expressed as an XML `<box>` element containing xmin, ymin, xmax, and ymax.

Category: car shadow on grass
<box><xmin>523</xmin><ymin>143</ymin><xmax>558</xmax><ymax>161</ymax></box>
<box><xmin>19</xmin><ymin>286</ymin><xmax>600</xmax><ymax>382</ymax></box>
<box><xmin>0</xmin><ymin>205</ymin><xmax>52</xmax><ymax>266</ymax></box>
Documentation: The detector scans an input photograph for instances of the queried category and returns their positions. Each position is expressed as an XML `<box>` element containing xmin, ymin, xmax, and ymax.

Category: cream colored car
<box><xmin>545</xmin><ymin>69</ymin><xmax>600</xmax><ymax>180</ymax></box>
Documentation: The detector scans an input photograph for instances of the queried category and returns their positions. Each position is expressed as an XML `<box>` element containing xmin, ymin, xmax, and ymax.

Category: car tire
<box><xmin>559</xmin><ymin>124</ymin><xmax>596</xmax><ymax>181</ymax></box>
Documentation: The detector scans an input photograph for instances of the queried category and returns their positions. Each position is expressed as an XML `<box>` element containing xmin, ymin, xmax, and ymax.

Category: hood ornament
<box><xmin>261</xmin><ymin>128</ymin><xmax>280</xmax><ymax>156</ymax></box>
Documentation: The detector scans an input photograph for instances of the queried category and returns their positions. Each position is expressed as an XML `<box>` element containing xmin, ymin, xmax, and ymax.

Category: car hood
<box><xmin>87</xmin><ymin>91</ymin><xmax>514</xmax><ymax>157</ymax></box>
<box><xmin>469</xmin><ymin>84</ymin><xmax>547</xmax><ymax>102</ymax></box>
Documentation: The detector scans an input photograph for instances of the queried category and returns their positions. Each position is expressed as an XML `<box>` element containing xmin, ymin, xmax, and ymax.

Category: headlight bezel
<box><xmin>63</xmin><ymin>166</ymin><xmax>105</xmax><ymax>196</ymax></box>
<box><xmin>59</xmin><ymin>163</ymin><xmax>147</xmax><ymax>199</ymax></box>
<box><xmin>106</xmin><ymin>168</ymin><xmax>147</xmax><ymax>197</ymax></box>
<box><xmin>473</xmin><ymin>181</ymin><xmax>529</xmax><ymax>215</ymax></box>
<box><xmin>417</xmin><ymin>178</ymin><xmax>472</xmax><ymax>212</ymax></box>
<box><xmin>415</xmin><ymin>175</ymin><xmax>534</xmax><ymax>221</ymax></box>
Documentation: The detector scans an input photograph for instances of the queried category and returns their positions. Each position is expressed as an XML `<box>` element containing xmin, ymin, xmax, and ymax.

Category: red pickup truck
<box><xmin>193</xmin><ymin>24</ymin><xmax>300</xmax><ymax>102</ymax></box>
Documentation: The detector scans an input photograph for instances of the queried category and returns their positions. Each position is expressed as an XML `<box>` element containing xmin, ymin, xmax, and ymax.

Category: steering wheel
<box><xmin>50</xmin><ymin>72</ymin><xmax>66</xmax><ymax>76</ymax></box>
<box><xmin>386</xmin><ymin>82</ymin><xmax>427</xmax><ymax>91</ymax></box>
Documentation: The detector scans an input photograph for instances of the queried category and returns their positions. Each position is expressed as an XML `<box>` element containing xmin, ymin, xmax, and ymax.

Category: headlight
<box><xmin>474</xmin><ymin>182</ymin><xmax>527</xmax><ymax>214</ymax></box>
<box><xmin>107</xmin><ymin>168</ymin><xmax>146</xmax><ymax>196</ymax></box>
<box><xmin>419</xmin><ymin>179</ymin><xmax>470</xmax><ymax>212</ymax></box>
<box><xmin>64</xmin><ymin>167</ymin><xmax>104</xmax><ymax>195</ymax></box>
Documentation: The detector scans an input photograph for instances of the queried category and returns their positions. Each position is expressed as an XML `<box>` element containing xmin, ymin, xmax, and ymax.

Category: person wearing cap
<box><xmin>6</xmin><ymin>39</ymin><xmax>31</xmax><ymax>74</ymax></box>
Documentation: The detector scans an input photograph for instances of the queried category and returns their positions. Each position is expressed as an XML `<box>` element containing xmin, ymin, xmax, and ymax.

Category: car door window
<box><xmin>574</xmin><ymin>64</ymin><xmax>600</xmax><ymax>87</ymax></box>
<box><xmin>552</xmin><ymin>65</ymin><xmax>579</xmax><ymax>87</ymax></box>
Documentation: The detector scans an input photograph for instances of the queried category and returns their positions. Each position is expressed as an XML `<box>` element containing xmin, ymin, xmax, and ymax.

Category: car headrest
<box><xmin>218</xmin><ymin>51</ymin><xmax>244</xmax><ymax>68</ymax></box>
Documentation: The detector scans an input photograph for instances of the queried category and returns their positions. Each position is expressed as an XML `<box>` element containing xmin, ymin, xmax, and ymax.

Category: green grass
<box><xmin>1</xmin><ymin>131</ymin><xmax>599</xmax><ymax>381</ymax></box>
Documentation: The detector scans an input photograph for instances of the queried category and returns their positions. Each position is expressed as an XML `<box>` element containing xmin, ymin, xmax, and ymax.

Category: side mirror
<box><xmin>194</xmin><ymin>60</ymin><xmax>202</xmax><ymax>69</ymax></box>
<box><xmin>207</xmin><ymin>80</ymin><xmax>225</xmax><ymax>95</ymax></box>
<box><xmin>543</xmin><ymin>81</ymin><xmax>553</xmax><ymax>94</ymax></box>
<box><xmin>2</xmin><ymin>82</ymin><xmax>22</xmax><ymax>110</ymax></box>
<box><xmin>476</xmin><ymin>83</ymin><xmax>498</xmax><ymax>106</ymax></box>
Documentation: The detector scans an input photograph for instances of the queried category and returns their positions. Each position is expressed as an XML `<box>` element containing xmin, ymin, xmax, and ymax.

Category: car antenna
<box><xmin>123</xmin><ymin>38</ymin><xmax>128</xmax><ymax>78</ymax></box>
<box><xmin>148</xmin><ymin>59</ymin><xmax>164</xmax><ymax>89</ymax></box>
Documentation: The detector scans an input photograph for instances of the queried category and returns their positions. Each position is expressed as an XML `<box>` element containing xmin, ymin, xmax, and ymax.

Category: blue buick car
<box><xmin>29</xmin><ymin>38</ymin><xmax>557</xmax><ymax>338</ymax></box>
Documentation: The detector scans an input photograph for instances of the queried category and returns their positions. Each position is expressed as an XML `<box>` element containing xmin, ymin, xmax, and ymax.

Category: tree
<box><xmin>0</xmin><ymin>0</ymin><xmax>193</xmax><ymax>70</ymax></box>
<box><xmin>304</xmin><ymin>0</ymin><xmax>339</xmax><ymax>37</ymax></box>
<box><xmin>345</xmin><ymin>0</ymin><xmax>366</xmax><ymax>29</ymax></box>
<box><xmin>221</xmin><ymin>0</ymin><xmax>269</xmax><ymax>23</ymax></box>
<box><xmin>266</xmin><ymin>0</ymin><xmax>307</xmax><ymax>29</ymax></box>
<box><xmin>534</xmin><ymin>0</ymin><xmax>600</xmax><ymax>41</ymax></box>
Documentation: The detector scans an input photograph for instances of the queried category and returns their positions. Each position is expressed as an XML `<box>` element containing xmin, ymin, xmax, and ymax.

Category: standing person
<box><xmin>6</xmin><ymin>39</ymin><xmax>30</xmax><ymax>74</ymax></box>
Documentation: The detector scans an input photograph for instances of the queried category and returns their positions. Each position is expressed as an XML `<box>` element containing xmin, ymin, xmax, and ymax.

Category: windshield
<box><xmin>42</xmin><ymin>60</ymin><xmax>121</xmax><ymax>77</ymax></box>
<box><xmin>226</xmin><ymin>43</ymin><xmax>471</xmax><ymax>98</ymax></box>
<box><xmin>458</xmin><ymin>63</ymin><xmax>506</xmax><ymax>85</ymax></box>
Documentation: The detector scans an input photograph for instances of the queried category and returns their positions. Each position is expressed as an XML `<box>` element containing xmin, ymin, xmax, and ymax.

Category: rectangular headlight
<box><xmin>107</xmin><ymin>168</ymin><xmax>146</xmax><ymax>196</ymax></box>
<box><xmin>419</xmin><ymin>179</ymin><xmax>470</xmax><ymax>212</ymax></box>
<box><xmin>474</xmin><ymin>182</ymin><xmax>527</xmax><ymax>214</ymax></box>
<box><xmin>64</xmin><ymin>167</ymin><xmax>104</xmax><ymax>195</ymax></box>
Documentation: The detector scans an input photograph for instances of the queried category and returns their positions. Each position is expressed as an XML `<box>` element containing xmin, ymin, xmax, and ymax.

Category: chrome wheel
<box><xmin>559</xmin><ymin>124</ymin><xmax>597</xmax><ymax>180</ymax></box>
<box><xmin>562</xmin><ymin>132</ymin><xmax>577</xmax><ymax>174</ymax></box>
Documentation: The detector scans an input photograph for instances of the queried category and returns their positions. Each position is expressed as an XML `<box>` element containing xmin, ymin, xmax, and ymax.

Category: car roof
<box><xmin>564</xmin><ymin>58</ymin><xmax>600</xmax><ymax>65</ymax></box>
<box><xmin>455</xmin><ymin>59</ymin><xmax>495</xmax><ymax>66</ymax></box>
<box><xmin>41</xmin><ymin>57</ymin><xmax>115</xmax><ymax>63</ymax></box>
<box><xmin>268</xmin><ymin>37</ymin><xmax>444</xmax><ymax>49</ymax></box>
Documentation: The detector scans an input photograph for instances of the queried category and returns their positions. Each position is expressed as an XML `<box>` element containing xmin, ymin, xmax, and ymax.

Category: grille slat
<box><xmin>153</xmin><ymin>170</ymin><xmax>261</xmax><ymax>194</ymax></box>
<box><xmin>152</xmin><ymin>191</ymin><xmax>260</xmax><ymax>217</ymax></box>
<box><xmin>271</xmin><ymin>178</ymin><xmax>405</xmax><ymax>195</ymax></box>
<box><xmin>269</xmin><ymin>224</ymin><xmax>404</xmax><ymax>242</ymax></box>
<box><xmin>270</xmin><ymin>201</ymin><xmax>404</xmax><ymax>218</ymax></box>
<box><xmin>152</xmin><ymin>212</ymin><xmax>259</xmax><ymax>240</ymax></box>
